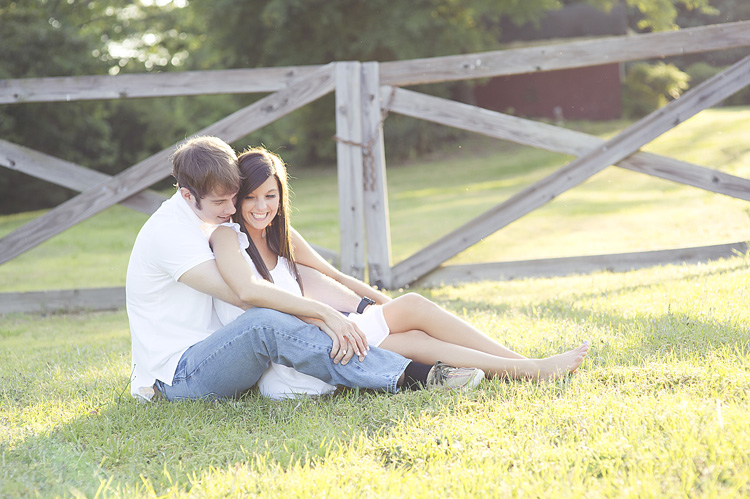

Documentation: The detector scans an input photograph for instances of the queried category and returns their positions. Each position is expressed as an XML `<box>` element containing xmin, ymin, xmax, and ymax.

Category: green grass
<box><xmin>2</xmin><ymin>256</ymin><xmax>749</xmax><ymax>497</ymax></box>
<box><xmin>1</xmin><ymin>108</ymin><xmax>749</xmax><ymax>291</ymax></box>
<box><xmin>1</xmin><ymin>107</ymin><xmax>750</xmax><ymax>497</ymax></box>
<box><xmin>0</xmin><ymin>207</ymin><xmax>149</xmax><ymax>292</ymax></box>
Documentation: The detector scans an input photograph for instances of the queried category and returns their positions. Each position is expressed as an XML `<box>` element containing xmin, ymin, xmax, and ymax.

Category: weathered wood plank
<box><xmin>390</xmin><ymin>56</ymin><xmax>750</xmax><ymax>288</ymax></box>
<box><xmin>0</xmin><ymin>64</ymin><xmax>336</xmax><ymax>265</ymax></box>
<box><xmin>360</xmin><ymin>62</ymin><xmax>393</xmax><ymax>289</ymax></box>
<box><xmin>3</xmin><ymin>22</ymin><xmax>748</xmax><ymax>105</ymax></box>
<box><xmin>386</xmin><ymin>88</ymin><xmax>750</xmax><ymax>201</ymax></box>
<box><xmin>0</xmin><ymin>65</ymin><xmax>323</xmax><ymax>104</ymax></box>
<box><xmin>413</xmin><ymin>242</ymin><xmax>749</xmax><ymax>287</ymax></box>
<box><xmin>380</xmin><ymin>21</ymin><xmax>750</xmax><ymax>86</ymax></box>
<box><xmin>335</xmin><ymin>62</ymin><xmax>366</xmax><ymax>280</ymax></box>
<box><xmin>0</xmin><ymin>139</ymin><xmax>165</xmax><ymax>214</ymax></box>
<box><xmin>0</xmin><ymin>287</ymin><xmax>125</xmax><ymax>314</ymax></box>
<box><xmin>616</xmin><ymin>151</ymin><xmax>750</xmax><ymax>198</ymax></box>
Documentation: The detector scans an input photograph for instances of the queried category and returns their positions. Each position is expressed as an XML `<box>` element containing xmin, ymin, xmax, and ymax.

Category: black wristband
<box><xmin>357</xmin><ymin>296</ymin><xmax>376</xmax><ymax>314</ymax></box>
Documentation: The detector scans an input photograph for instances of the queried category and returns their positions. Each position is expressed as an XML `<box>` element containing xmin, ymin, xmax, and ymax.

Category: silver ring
<box><xmin>342</xmin><ymin>350</ymin><xmax>347</xmax><ymax>355</ymax></box>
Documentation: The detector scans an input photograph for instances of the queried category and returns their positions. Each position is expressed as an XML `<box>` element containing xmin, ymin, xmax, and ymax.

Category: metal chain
<box><xmin>333</xmin><ymin>87</ymin><xmax>397</xmax><ymax>191</ymax></box>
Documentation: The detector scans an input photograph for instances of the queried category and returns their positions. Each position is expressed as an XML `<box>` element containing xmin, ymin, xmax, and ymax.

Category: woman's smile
<box><xmin>240</xmin><ymin>176</ymin><xmax>280</xmax><ymax>234</ymax></box>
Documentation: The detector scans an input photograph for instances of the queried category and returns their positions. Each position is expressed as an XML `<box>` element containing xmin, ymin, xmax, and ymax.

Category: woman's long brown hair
<box><xmin>233</xmin><ymin>147</ymin><xmax>303</xmax><ymax>293</ymax></box>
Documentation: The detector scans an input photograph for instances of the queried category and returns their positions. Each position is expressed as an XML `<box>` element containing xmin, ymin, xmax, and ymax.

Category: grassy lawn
<box><xmin>1</xmin><ymin>256</ymin><xmax>749</xmax><ymax>497</ymax></box>
<box><xmin>1</xmin><ymin>107</ymin><xmax>749</xmax><ymax>497</ymax></box>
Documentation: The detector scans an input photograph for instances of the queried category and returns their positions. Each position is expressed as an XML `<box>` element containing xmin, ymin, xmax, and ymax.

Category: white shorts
<box><xmin>347</xmin><ymin>304</ymin><xmax>389</xmax><ymax>348</ymax></box>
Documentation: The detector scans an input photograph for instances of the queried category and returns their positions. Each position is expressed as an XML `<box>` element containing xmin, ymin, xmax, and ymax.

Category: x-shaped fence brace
<box><xmin>1</xmin><ymin>22</ymin><xmax>750</xmax><ymax>296</ymax></box>
<box><xmin>384</xmin><ymin>55</ymin><xmax>750</xmax><ymax>287</ymax></box>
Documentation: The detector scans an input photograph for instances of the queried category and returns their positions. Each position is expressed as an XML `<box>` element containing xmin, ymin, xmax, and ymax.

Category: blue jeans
<box><xmin>156</xmin><ymin>308</ymin><xmax>411</xmax><ymax>401</ymax></box>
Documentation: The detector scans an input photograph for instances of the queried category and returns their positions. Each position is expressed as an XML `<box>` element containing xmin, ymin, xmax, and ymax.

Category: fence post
<box><xmin>334</xmin><ymin>61</ymin><xmax>366</xmax><ymax>280</ymax></box>
<box><xmin>360</xmin><ymin>62</ymin><xmax>393</xmax><ymax>289</ymax></box>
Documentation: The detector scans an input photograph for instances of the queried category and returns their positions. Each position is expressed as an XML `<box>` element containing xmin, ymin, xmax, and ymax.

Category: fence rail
<box><xmin>0</xmin><ymin>65</ymin><xmax>324</xmax><ymax>104</ymax></box>
<box><xmin>4</xmin><ymin>22</ymin><xmax>749</xmax><ymax>104</ymax></box>
<box><xmin>379</xmin><ymin>21</ymin><xmax>750</xmax><ymax>85</ymax></box>
<box><xmin>386</xmin><ymin>55</ymin><xmax>750</xmax><ymax>288</ymax></box>
<box><xmin>0</xmin><ymin>63</ymin><xmax>336</xmax><ymax>265</ymax></box>
<box><xmin>2</xmin><ymin>21</ymin><xmax>749</xmax><ymax>312</ymax></box>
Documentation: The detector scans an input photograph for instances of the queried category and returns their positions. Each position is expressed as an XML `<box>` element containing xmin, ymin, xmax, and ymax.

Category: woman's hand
<box><xmin>305</xmin><ymin>309</ymin><xmax>369</xmax><ymax>365</ymax></box>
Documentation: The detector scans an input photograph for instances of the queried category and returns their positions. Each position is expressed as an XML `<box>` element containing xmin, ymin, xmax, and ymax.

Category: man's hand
<box><xmin>303</xmin><ymin>311</ymin><xmax>369</xmax><ymax>365</ymax></box>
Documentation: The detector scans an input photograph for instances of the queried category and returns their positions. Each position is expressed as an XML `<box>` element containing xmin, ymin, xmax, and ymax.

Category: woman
<box><xmin>210</xmin><ymin>147</ymin><xmax>589</xmax><ymax>399</ymax></box>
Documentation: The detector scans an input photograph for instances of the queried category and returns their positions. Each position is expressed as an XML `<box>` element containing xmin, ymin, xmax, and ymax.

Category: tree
<box><xmin>580</xmin><ymin>0</ymin><xmax>716</xmax><ymax>31</ymax></box>
<box><xmin>0</xmin><ymin>0</ymin><xmax>718</xmax><ymax>212</ymax></box>
<box><xmin>184</xmin><ymin>0</ymin><xmax>715</xmax><ymax>164</ymax></box>
<box><xmin>0</xmin><ymin>0</ymin><xmax>224</xmax><ymax>213</ymax></box>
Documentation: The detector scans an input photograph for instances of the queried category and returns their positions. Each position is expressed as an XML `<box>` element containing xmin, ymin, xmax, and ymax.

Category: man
<box><xmin>126</xmin><ymin>136</ymin><xmax>483</xmax><ymax>401</ymax></box>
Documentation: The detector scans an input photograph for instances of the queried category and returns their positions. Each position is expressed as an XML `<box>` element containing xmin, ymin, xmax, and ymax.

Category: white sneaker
<box><xmin>426</xmin><ymin>361</ymin><xmax>485</xmax><ymax>390</ymax></box>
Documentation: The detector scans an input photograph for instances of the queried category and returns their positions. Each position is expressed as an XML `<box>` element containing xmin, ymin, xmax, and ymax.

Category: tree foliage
<box><xmin>0</xmin><ymin>0</ymin><xmax>728</xmax><ymax>213</ymax></box>
<box><xmin>621</xmin><ymin>62</ymin><xmax>690</xmax><ymax>117</ymax></box>
<box><xmin>184</xmin><ymin>0</ymin><xmax>716</xmax><ymax>164</ymax></box>
<box><xmin>580</xmin><ymin>0</ymin><xmax>716</xmax><ymax>30</ymax></box>
<box><xmin>0</xmin><ymin>0</ymin><xmax>233</xmax><ymax>213</ymax></box>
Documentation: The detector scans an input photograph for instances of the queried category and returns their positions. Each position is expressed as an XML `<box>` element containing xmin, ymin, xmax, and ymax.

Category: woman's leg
<box><xmin>382</xmin><ymin>293</ymin><xmax>527</xmax><ymax>359</ymax></box>
<box><xmin>379</xmin><ymin>330</ymin><xmax>589</xmax><ymax>381</ymax></box>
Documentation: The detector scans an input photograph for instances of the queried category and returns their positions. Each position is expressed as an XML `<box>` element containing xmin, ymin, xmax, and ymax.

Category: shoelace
<box><xmin>431</xmin><ymin>362</ymin><xmax>450</xmax><ymax>383</ymax></box>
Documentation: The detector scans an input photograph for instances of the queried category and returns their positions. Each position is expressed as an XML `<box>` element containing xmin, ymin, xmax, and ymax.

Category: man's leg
<box><xmin>158</xmin><ymin>308</ymin><xmax>411</xmax><ymax>401</ymax></box>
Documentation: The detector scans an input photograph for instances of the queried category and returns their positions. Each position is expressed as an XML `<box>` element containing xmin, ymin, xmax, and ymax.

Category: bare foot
<box><xmin>526</xmin><ymin>341</ymin><xmax>590</xmax><ymax>381</ymax></box>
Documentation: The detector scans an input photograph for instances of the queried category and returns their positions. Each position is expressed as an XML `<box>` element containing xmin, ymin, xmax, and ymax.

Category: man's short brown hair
<box><xmin>171</xmin><ymin>136</ymin><xmax>240</xmax><ymax>204</ymax></box>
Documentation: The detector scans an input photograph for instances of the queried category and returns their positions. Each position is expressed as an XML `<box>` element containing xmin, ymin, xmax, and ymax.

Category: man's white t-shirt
<box><xmin>126</xmin><ymin>191</ymin><xmax>223</xmax><ymax>399</ymax></box>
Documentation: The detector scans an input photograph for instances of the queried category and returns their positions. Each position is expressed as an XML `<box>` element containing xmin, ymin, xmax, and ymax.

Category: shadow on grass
<box><xmin>4</xmin><ymin>378</ymin><xmax>519</xmax><ymax>496</ymax></box>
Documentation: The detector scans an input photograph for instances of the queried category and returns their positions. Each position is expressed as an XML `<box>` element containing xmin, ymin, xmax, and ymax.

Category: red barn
<box><xmin>474</xmin><ymin>63</ymin><xmax>623</xmax><ymax>120</ymax></box>
<box><xmin>474</xmin><ymin>3</ymin><xmax>627</xmax><ymax>121</ymax></box>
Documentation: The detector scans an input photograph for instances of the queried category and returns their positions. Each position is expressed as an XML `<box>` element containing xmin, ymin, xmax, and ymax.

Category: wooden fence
<box><xmin>1</xmin><ymin>21</ymin><xmax>749</xmax><ymax>312</ymax></box>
